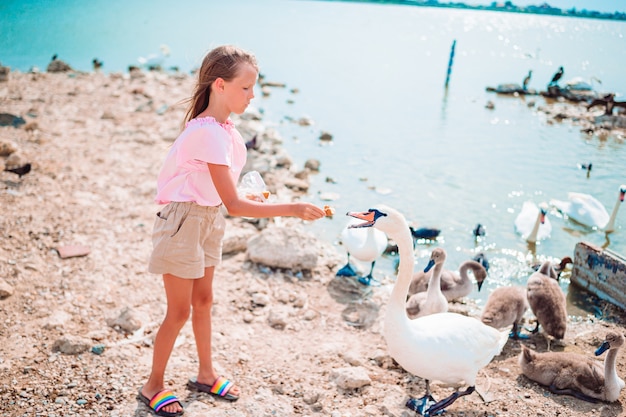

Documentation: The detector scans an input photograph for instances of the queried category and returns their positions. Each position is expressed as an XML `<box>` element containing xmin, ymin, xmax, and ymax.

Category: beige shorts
<box><xmin>148</xmin><ymin>201</ymin><xmax>226</xmax><ymax>279</ymax></box>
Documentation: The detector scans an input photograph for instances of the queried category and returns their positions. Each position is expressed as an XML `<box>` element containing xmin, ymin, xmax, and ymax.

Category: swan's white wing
<box><xmin>515</xmin><ymin>201</ymin><xmax>550</xmax><ymax>240</ymax></box>
<box><xmin>514</xmin><ymin>201</ymin><xmax>537</xmax><ymax>236</ymax></box>
<box><xmin>389</xmin><ymin>313</ymin><xmax>505</xmax><ymax>385</ymax></box>
<box><xmin>568</xmin><ymin>193</ymin><xmax>609</xmax><ymax>227</ymax></box>
<box><xmin>550</xmin><ymin>198</ymin><xmax>571</xmax><ymax>215</ymax></box>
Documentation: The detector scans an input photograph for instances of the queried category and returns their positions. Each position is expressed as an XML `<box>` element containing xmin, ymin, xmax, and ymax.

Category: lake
<box><xmin>2</xmin><ymin>0</ymin><xmax>625</xmax><ymax>316</ymax></box>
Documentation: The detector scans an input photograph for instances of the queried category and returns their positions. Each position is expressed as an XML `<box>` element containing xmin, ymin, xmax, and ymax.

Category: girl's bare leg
<box><xmin>141</xmin><ymin>274</ymin><xmax>192</xmax><ymax>414</ymax></box>
<box><xmin>192</xmin><ymin>267</ymin><xmax>240</xmax><ymax>397</ymax></box>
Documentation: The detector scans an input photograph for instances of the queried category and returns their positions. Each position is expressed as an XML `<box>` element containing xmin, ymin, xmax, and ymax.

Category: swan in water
<box><xmin>407</xmin><ymin>258</ymin><xmax>487</xmax><ymax>302</ymax></box>
<box><xmin>405</xmin><ymin>248</ymin><xmax>448</xmax><ymax>319</ymax></box>
<box><xmin>550</xmin><ymin>185</ymin><xmax>626</xmax><ymax>232</ymax></box>
<box><xmin>336</xmin><ymin>216</ymin><xmax>387</xmax><ymax>285</ymax></box>
<box><xmin>138</xmin><ymin>44</ymin><xmax>171</xmax><ymax>70</ymax></box>
<box><xmin>480</xmin><ymin>286</ymin><xmax>529</xmax><ymax>339</ymax></box>
<box><xmin>519</xmin><ymin>332</ymin><xmax>625</xmax><ymax>403</ymax></box>
<box><xmin>514</xmin><ymin>201</ymin><xmax>551</xmax><ymax>243</ymax></box>
<box><xmin>346</xmin><ymin>205</ymin><xmax>508</xmax><ymax>416</ymax></box>
<box><xmin>526</xmin><ymin>261</ymin><xmax>567</xmax><ymax>350</ymax></box>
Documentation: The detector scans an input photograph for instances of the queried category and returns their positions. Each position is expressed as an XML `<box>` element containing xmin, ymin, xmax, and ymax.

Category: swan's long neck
<box><xmin>527</xmin><ymin>212</ymin><xmax>541</xmax><ymax>243</ymax></box>
<box><xmin>459</xmin><ymin>261</ymin><xmax>479</xmax><ymax>284</ymax></box>
<box><xmin>604</xmin><ymin>347</ymin><xmax>623</xmax><ymax>401</ymax></box>
<box><xmin>365</xmin><ymin>228</ymin><xmax>378</xmax><ymax>249</ymax></box>
<box><xmin>604</xmin><ymin>194</ymin><xmax>623</xmax><ymax>232</ymax></box>
<box><xmin>426</xmin><ymin>262</ymin><xmax>444</xmax><ymax>298</ymax></box>
<box><xmin>388</xmin><ymin>229</ymin><xmax>415</xmax><ymax>316</ymax></box>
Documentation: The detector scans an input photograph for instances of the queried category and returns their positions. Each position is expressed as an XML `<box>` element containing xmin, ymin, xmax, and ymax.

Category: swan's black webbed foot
<box><xmin>425</xmin><ymin>386</ymin><xmax>475</xmax><ymax>416</ymax></box>
<box><xmin>509</xmin><ymin>331</ymin><xmax>531</xmax><ymax>340</ymax></box>
<box><xmin>510</xmin><ymin>323</ymin><xmax>530</xmax><ymax>339</ymax></box>
<box><xmin>406</xmin><ymin>394</ymin><xmax>437</xmax><ymax>415</ymax></box>
<box><xmin>357</xmin><ymin>274</ymin><xmax>380</xmax><ymax>286</ymax></box>
<box><xmin>336</xmin><ymin>263</ymin><xmax>357</xmax><ymax>277</ymax></box>
<box><xmin>547</xmin><ymin>385</ymin><xmax>600</xmax><ymax>403</ymax></box>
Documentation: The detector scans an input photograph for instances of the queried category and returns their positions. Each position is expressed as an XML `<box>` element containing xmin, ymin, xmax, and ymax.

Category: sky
<box><xmin>472</xmin><ymin>1</ymin><xmax>626</xmax><ymax>14</ymax></box>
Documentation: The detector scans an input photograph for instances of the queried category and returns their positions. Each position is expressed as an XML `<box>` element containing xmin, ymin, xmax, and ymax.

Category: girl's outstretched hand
<box><xmin>294</xmin><ymin>203</ymin><xmax>326</xmax><ymax>221</ymax></box>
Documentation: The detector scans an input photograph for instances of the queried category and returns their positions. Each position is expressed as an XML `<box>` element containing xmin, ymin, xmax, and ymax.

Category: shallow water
<box><xmin>2</xmin><ymin>0</ymin><xmax>625</xmax><ymax>316</ymax></box>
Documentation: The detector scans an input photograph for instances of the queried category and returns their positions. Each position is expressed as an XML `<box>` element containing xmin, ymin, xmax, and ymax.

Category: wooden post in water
<box><xmin>444</xmin><ymin>39</ymin><xmax>456</xmax><ymax>89</ymax></box>
<box><xmin>570</xmin><ymin>241</ymin><xmax>626</xmax><ymax>310</ymax></box>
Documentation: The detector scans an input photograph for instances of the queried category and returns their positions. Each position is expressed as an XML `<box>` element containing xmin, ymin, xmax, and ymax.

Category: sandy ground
<box><xmin>1</xmin><ymin>68</ymin><xmax>626</xmax><ymax>417</ymax></box>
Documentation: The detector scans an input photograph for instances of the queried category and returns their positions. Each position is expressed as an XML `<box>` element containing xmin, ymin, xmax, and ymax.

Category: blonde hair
<box><xmin>183</xmin><ymin>45</ymin><xmax>259</xmax><ymax>127</ymax></box>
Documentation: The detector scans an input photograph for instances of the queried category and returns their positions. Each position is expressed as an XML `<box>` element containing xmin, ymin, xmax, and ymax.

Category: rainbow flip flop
<box><xmin>187</xmin><ymin>376</ymin><xmax>239</xmax><ymax>401</ymax></box>
<box><xmin>138</xmin><ymin>388</ymin><xmax>184</xmax><ymax>417</ymax></box>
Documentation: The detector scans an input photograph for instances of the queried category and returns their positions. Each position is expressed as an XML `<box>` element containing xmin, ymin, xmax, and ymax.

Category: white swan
<box><xmin>407</xmin><ymin>258</ymin><xmax>487</xmax><ymax>302</ymax></box>
<box><xmin>346</xmin><ymin>206</ymin><xmax>508</xmax><ymax>416</ymax></box>
<box><xmin>405</xmin><ymin>248</ymin><xmax>448</xmax><ymax>319</ymax></box>
<box><xmin>550</xmin><ymin>184</ymin><xmax>626</xmax><ymax>232</ymax></box>
<box><xmin>514</xmin><ymin>201</ymin><xmax>551</xmax><ymax>243</ymax></box>
<box><xmin>519</xmin><ymin>332</ymin><xmax>625</xmax><ymax>403</ymax></box>
<box><xmin>138</xmin><ymin>44</ymin><xmax>171</xmax><ymax>70</ymax></box>
<box><xmin>336</xmin><ymin>216</ymin><xmax>387</xmax><ymax>285</ymax></box>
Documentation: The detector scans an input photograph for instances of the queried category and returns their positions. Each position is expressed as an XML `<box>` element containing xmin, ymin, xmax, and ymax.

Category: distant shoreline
<box><xmin>320</xmin><ymin>0</ymin><xmax>626</xmax><ymax>21</ymax></box>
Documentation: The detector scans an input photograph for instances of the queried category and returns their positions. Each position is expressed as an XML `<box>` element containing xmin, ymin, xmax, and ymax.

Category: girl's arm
<box><xmin>208</xmin><ymin>163</ymin><xmax>325</xmax><ymax>221</ymax></box>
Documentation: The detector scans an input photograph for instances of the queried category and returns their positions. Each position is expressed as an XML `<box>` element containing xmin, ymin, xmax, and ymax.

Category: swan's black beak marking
<box><xmin>346</xmin><ymin>208</ymin><xmax>387</xmax><ymax>228</ymax></box>
<box><xmin>595</xmin><ymin>340</ymin><xmax>610</xmax><ymax>356</ymax></box>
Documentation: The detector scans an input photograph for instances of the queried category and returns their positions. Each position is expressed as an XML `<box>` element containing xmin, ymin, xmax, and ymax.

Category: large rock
<box><xmin>52</xmin><ymin>335</ymin><xmax>91</xmax><ymax>355</ymax></box>
<box><xmin>47</xmin><ymin>58</ymin><xmax>72</xmax><ymax>73</ymax></box>
<box><xmin>223</xmin><ymin>223</ymin><xmax>257</xmax><ymax>255</ymax></box>
<box><xmin>246</xmin><ymin>225</ymin><xmax>320</xmax><ymax>270</ymax></box>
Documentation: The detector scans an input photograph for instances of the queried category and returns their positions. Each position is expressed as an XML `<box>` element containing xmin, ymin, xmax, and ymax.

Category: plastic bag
<box><xmin>238</xmin><ymin>171</ymin><xmax>270</xmax><ymax>202</ymax></box>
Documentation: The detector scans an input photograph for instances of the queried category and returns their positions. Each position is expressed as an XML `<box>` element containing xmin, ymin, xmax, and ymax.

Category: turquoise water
<box><xmin>2</xmin><ymin>0</ymin><xmax>626</xmax><ymax>313</ymax></box>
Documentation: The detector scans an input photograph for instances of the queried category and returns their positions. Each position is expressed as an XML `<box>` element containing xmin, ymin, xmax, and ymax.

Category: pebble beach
<box><xmin>1</xmin><ymin>62</ymin><xmax>626</xmax><ymax>417</ymax></box>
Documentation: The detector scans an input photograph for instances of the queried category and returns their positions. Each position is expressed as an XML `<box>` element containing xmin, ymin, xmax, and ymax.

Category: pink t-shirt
<box><xmin>154</xmin><ymin>116</ymin><xmax>247</xmax><ymax>206</ymax></box>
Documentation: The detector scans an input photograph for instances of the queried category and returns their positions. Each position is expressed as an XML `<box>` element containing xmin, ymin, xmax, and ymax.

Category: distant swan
<box><xmin>138</xmin><ymin>44</ymin><xmax>171</xmax><ymax>70</ymax></box>
<box><xmin>520</xmin><ymin>332</ymin><xmax>625</xmax><ymax>403</ymax></box>
<box><xmin>480</xmin><ymin>286</ymin><xmax>529</xmax><ymax>339</ymax></box>
<box><xmin>405</xmin><ymin>248</ymin><xmax>448</xmax><ymax>319</ymax></box>
<box><xmin>336</xmin><ymin>216</ymin><xmax>387</xmax><ymax>285</ymax></box>
<box><xmin>514</xmin><ymin>201</ymin><xmax>551</xmax><ymax>243</ymax></box>
<box><xmin>526</xmin><ymin>261</ymin><xmax>567</xmax><ymax>350</ymax></box>
<box><xmin>550</xmin><ymin>185</ymin><xmax>626</xmax><ymax>232</ymax></box>
<box><xmin>346</xmin><ymin>206</ymin><xmax>507</xmax><ymax>416</ymax></box>
<box><xmin>407</xmin><ymin>258</ymin><xmax>487</xmax><ymax>302</ymax></box>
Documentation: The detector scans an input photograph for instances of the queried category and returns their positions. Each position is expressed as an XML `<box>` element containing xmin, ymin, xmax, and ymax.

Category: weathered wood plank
<box><xmin>570</xmin><ymin>241</ymin><xmax>626</xmax><ymax>311</ymax></box>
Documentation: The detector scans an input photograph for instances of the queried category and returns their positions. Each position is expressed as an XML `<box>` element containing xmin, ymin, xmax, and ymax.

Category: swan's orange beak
<box><xmin>620</xmin><ymin>186</ymin><xmax>626</xmax><ymax>202</ymax></box>
<box><xmin>346</xmin><ymin>210</ymin><xmax>376</xmax><ymax>228</ymax></box>
<box><xmin>540</xmin><ymin>209</ymin><xmax>547</xmax><ymax>224</ymax></box>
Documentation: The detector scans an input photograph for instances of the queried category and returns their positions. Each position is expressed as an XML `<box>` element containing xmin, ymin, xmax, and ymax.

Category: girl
<box><xmin>138</xmin><ymin>45</ymin><xmax>325</xmax><ymax>417</ymax></box>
